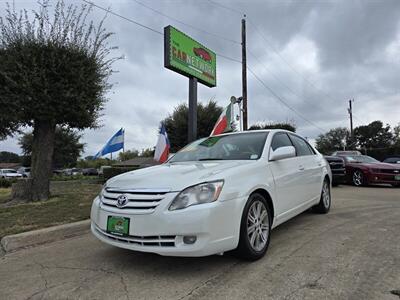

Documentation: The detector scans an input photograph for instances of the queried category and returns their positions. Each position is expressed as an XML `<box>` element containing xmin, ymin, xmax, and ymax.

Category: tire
<box><xmin>352</xmin><ymin>170</ymin><xmax>365</xmax><ymax>186</ymax></box>
<box><xmin>392</xmin><ymin>183</ymin><xmax>400</xmax><ymax>188</ymax></box>
<box><xmin>313</xmin><ymin>178</ymin><xmax>331</xmax><ymax>214</ymax></box>
<box><xmin>235</xmin><ymin>193</ymin><xmax>272</xmax><ymax>261</ymax></box>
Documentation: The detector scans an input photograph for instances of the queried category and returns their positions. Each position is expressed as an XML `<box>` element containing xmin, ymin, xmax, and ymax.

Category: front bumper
<box><xmin>90</xmin><ymin>194</ymin><xmax>244</xmax><ymax>257</ymax></box>
<box><xmin>367</xmin><ymin>172</ymin><xmax>400</xmax><ymax>185</ymax></box>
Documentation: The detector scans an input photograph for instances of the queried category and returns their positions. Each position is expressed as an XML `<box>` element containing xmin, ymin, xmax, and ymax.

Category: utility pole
<box><xmin>348</xmin><ymin>99</ymin><xmax>353</xmax><ymax>137</ymax></box>
<box><xmin>188</xmin><ymin>77</ymin><xmax>198</xmax><ymax>142</ymax></box>
<box><xmin>241</xmin><ymin>17</ymin><xmax>248</xmax><ymax>130</ymax></box>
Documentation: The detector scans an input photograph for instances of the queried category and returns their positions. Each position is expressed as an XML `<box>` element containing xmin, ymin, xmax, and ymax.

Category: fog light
<box><xmin>183</xmin><ymin>236</ymin><xmax>197</xmax><ymax>244</ymax></box>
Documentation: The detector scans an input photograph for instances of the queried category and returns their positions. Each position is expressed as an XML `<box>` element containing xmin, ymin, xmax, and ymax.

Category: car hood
<box><xmin>346</xmin><ymin>162</ymin><xmax>400</xmax><ymax>169</ymax></box>
<box><xmin>107</xmin><ymin>160</ymin><xmax>256</xmax><ymax>191</ymax></box>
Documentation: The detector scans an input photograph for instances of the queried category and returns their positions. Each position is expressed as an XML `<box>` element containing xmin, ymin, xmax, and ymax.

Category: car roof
<box><xmin>215</xmin><ymin>129</ymin><xmax>297</xmax><ymax>137</ymax></box>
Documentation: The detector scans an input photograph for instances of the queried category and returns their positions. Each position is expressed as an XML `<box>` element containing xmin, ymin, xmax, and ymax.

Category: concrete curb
<box><xmin>0</xmin><ymin>219</ymin><xmax>91</xmax><ymax>254</ymax></box>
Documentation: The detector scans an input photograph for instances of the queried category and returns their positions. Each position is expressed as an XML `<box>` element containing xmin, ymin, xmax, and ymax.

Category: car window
<box><xmin>385</xmin><ymin>158</ymin><xmax>400</xmax><ymax>163</ymax></box>
<box><xmin>169</xmin><ymin>132</ymin><xmax>269</xmax><ymax>162</ymax></box>
<box><xmin>271</xmin><ymin>133</ymin><xmax>293</xmax><ymax>151</ymax></box>
<box><xmin>289</xmin><ymin>134</ymin><xmax>314</xmax><ymax>156</ymax></box>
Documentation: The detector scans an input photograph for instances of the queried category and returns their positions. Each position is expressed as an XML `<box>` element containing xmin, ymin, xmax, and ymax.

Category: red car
<box><xmin>337</xmin><ymin>154</ymin><xmax>400</xmax><ymax>187</ymax></box>
<box><xmin>193</xmin><ymin>47</ymin><xmax>212</xmax><ymax>62</ymax></box>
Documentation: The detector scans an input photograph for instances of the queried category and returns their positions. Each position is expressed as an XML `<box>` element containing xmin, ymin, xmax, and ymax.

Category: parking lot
<box><xmin>0</xmin><ymin>185</ymin><xmax>399</xmax><ymax>300</ymax></box>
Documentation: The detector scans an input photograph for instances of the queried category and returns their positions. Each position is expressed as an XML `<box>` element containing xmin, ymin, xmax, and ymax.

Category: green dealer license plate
<box><xmin>395</xmin><ymin>175</ymin><xmax>400</xmax><ymax>180</ymax></box>
<box><xmin>107</xmin><ymin>216</ymin><xmax>130</xmax><ymax>236</ymax></box>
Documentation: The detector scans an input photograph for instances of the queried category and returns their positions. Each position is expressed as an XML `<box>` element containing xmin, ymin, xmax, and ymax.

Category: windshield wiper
<box><xmin>198</xmin><ymin>158</ymin><xmax>225</xmax><ymax>161</ymax></box>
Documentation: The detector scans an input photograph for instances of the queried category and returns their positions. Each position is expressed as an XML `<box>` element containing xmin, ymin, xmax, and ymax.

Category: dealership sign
<box><xmin>164</xmin><ymin>25</ymin><xmax>216</xmax><ymax>87</ymax></box>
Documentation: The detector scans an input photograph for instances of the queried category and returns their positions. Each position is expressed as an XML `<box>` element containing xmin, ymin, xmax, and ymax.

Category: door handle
<box><xmin>298</xmin><ymin>166</ymin><xmax>305</xmax><ymax>171</ymax></box>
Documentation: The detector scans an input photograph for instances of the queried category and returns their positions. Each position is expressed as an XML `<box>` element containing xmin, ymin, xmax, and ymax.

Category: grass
<box><xmin>0</xmin><ymin>188</ymin><xmax>12</xmax><ymax>204</ymax></box>
<box><xmin>0</xmin><ymin>183</ymin><xmax>101</xmax><ymax>239</ymax></box>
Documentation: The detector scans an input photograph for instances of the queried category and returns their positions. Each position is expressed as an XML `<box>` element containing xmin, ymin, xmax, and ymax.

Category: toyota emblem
<box><xmin>116</xmin><ymin>194</ymin><xmax>128</xmax><ymax>208</ymax></box>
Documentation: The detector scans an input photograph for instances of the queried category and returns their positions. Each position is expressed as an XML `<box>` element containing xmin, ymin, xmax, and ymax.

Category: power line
<box><xmin>247</xmin><ymin>19</ymin><xmax>339</xmax><ymax>105</ymax></box>
<box><xmin>86</xmin><ymin>0</ymin><xmax>325</xmax><ymax>133</ymax></box>
<box><xmin>247</xmin><ymin>66</ymin><xmax>327</xmax><ymax>133</ymax></box>
<box><xmin>84</xmin><ymin>0</ymin><xmax>241</xmax><ymax>64</ymax></box>
<box><xmin>248</xmin><ymin>49</ymin><xmax>348</xmax><ymax>121</ymax></box>
<box><xmin>83</xmin><ymin>0</ymin><xmax>163</xmax><ymax>35</ymax></box>
<box><xmin>131</xmin><ymin>0</ymin><xmax>241</xmax><ymax>45</ymax></box>
<box><xmin>205</xmin><ymin>0</ymin><xmax>340</xmax><ymax>106</ymax></box>
<box><xmin>206</xmin><ymin>0</ymin><xmax>244</xmax><ymax>16</ymax></box>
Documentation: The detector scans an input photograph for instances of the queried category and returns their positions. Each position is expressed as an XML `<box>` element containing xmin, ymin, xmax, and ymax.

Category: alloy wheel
<box><xmin>353</xmin><ymin>171</ymin><xmax>363</xmax><ymax>186</ymax></box>
<box><xmin>322</xmin><ymin>181</ymin><xmax>330</xmax><ymax>208</ymax></box>
<box><xmin>247</xmin><ymin>200</ymin><xmax>269</xmax><ymax>252</ymax></box>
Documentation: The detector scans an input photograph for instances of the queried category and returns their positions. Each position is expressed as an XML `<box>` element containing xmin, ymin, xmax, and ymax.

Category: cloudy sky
<box><xmin>1</xmin><ymin>0</ymin><xmax>400</xmax><ymax>156</ymax></box>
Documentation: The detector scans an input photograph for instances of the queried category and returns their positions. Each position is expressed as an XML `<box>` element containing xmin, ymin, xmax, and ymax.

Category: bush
<box><xmin>0</xmin><ymin>178</ymin><xmax>12</xmax><ymax>188</ymax></box>
<box><xmin>364</xmin><ymin>146</ymin><xmax>400</xmax><ymax>161</ymax></box>
<box><xmin>51</xmin><ymin>174</ymin><xmax>97</xmax><ymax>181</ymax></box>
<box><xmin>103</xmin><ymin>167</ymin><xmax>139</xmax><ymax>181</ymax></box>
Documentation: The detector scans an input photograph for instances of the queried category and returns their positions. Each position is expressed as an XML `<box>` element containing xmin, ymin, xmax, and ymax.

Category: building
<box><xmin>113</xmin><ymin>157</ymin><xmax>160</xmax><ymax>169</ymax></box>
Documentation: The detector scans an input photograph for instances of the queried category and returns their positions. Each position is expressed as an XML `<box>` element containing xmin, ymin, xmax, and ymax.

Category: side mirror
<box><xmin>270</xmin><ymin>146</ymin><xmax>296</xmax><ymax>161</ymax></box>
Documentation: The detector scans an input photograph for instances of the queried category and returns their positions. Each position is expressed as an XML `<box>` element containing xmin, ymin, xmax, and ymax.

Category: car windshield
<box><xmin>4</xmin><ymin>169</ymin><xmax>17</xmax><ymax>173</ymax></box>
<box><xmin>169</xmin><ymin>132</ymin><xmax>269</xmax><ymax>162</ymax></box>
<box><xmin>344</xmin><ymin>155</ymin><xmax>379</xmax><ymax>163</ymax></box>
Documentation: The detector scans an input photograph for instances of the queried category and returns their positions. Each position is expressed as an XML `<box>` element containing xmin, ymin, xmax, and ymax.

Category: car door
<box><xmin>288</xmin><ymin>134</ymin><xmax>321</xmax><ymax>204</ymax></box>
<box><xmin>268</xmin><ymin>132</ymin><xmax>306</xmax><ymax>218</ymax></box>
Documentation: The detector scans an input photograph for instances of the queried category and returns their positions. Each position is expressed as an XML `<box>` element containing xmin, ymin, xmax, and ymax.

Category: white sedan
<box><xmin>91</xmin><ymin>130</ymin><xmax>331</xmax><ymax>260</ymax></box>
<box><xmin>0</xmin><ymin>169</ymin><xmax>23</xmax><ymax>179</ymax></box>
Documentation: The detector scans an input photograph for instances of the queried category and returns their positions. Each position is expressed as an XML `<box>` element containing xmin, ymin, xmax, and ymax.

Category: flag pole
<box><xmin>122</xmin><ymin>128</ymin><xmax>125</xmax><ymax>153</ymax></box>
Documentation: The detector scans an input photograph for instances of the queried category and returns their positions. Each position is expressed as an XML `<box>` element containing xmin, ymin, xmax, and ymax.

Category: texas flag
<box><xmin>154</xmin><ymin>123</ymin><xmax>170</xmax><ymax>163</ymax></box>
<box><xmin>210</xmin><ymin>103</ymin><xmax>233</xmax><ymax>136</ymax></box>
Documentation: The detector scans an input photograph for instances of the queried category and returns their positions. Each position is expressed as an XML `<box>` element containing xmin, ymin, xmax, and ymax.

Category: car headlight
<box><xmin>169</xmin><ymin>180</ymin><xmax>224</xmax><ymax>211</ymax></box>
<box><xmin>99</xmin><ymin>184</ymin><xmax>107</xmax><ymax>203</ymax></box>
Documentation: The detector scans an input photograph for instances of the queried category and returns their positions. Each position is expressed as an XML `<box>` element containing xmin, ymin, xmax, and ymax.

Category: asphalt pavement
<box><xmin>0</xmin><ymin>185</ymin><xmax>399</xmax><ymax>300</ymax></box>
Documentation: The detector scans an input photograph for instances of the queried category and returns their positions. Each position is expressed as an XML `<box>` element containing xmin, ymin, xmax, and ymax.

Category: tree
<box><xmin>19</xmin><ymin>127</ymin><xmax>84</xmax><ymax>168</ymax></box>
<box><xmin>0</xmin><ymin>1</ymin><xmax>119</xmax><ymax>200</ymax></box>
<box><xmin>76</xmin><ymin>157</ymin><xmax>113</xmax><ymax>169</ymax></box>
<box><xmin>353</xmin><ymin>121</ymin><xmax>393</xmax><ymax>149</ymax></box>
<box><xmin>118</xmin><ymin>149</ymin><xmax>139</xmax><ymax>161</ymax></box>
<box><xmin>163</xmin><ymin>100</ymin><xmax>223</xmax><ymax>152</ymax></box>
<box><xmin>0</xmin><ymin>151</ymin><xmax>21</xmax><ymax>163</ymax></box>
<box><xmin>140</xmin><ymin>148</ymin><xmax>154</xmax><ymax>157</ymax></box>
<box><xmin>315</xmin><ymin>127</ymin><xmax>349</xmax><ymax>154</ymax></box>
<box><xmin>249</xmin><ymin>122</ymin><xmax>296</xmax><ymax>132</ymax></box>
<box><xmin>393</xmin><ymin>124</ymin><xmax>400</xmax><ymax>146</ymax></box>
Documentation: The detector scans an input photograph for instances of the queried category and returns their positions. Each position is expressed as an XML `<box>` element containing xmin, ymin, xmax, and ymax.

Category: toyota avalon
<box><xmin>91</xmin><ymin>130</ymin><xmax>332</xmax><ymax>260</ymax></box>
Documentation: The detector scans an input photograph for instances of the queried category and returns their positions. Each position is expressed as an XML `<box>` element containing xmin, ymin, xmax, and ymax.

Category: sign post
<box><xmin>188</xmin><ymin>77</ymin><xmax>197</xmax><ymax>142</ymax></box>
<box><xmin>164</xmin><ymin>25</ymin><xmax>216</xmax><ymax>142</ymax></box>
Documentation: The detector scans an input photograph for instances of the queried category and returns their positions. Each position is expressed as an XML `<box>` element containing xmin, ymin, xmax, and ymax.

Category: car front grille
<box><xmin>95</xmin><ymin>226</ymin><xmax>176</xmax><ymax>247</ymax></box>
<box><xmin>329</xmin><ymin>161</ymin><xmax>344</xmax><ymax>170</ymax></box>
<box><xmin>101</xmin><ymin>188</ymin><xmax>170</xmax><ymax>214</ymax></box>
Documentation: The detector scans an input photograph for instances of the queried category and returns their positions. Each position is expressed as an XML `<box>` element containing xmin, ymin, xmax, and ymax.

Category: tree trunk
<box><xmin>29</xmin><ymin>121</ymin><xmax>56</xmax><ymax>201</ymax></box>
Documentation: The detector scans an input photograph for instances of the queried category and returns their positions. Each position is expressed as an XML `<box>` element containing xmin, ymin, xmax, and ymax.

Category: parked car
<box><xmin>61</xmin><ymin>168</ymin><xmax>82</xmax><ymax>176</ymax></box>
<box><xmin>331</xmin><ymin>150</ymin><xmax>362</xmax><ymax>156</ymax></box>
<box><xmin>71</xmin><ymin>168</ymin><xmax>82</xmax><ymax>176</ymax></box>
<box><xmin>91</xmin><ymin>130</ymin><xmax>332</xmax><ymax>260</ymax></box>
<box><xmin>98</xmin><ymin>165</ymin><xmax>111</xmax><ymax>175</ymax></box>
<box><xmin>383</xmin><ymin>156</ymin><xmax>400</xmax><ymax>164</ymax></box>
<box><xmin>324</xmin><ymin>156</ymin><xmax>345</xmax><ymax>186</ymax></box>
<box><xmin>82</xmin><ymin>168</ymin><xmax>99</xmax><ymax>176</ymax></box>
<box><xmin>0</xmin><ymin>168</ymin><xmax>23</xmax><ymax>179</ymax></box>
<box><xmin>17</xmin><ymin>167</ymin><xmax>31</xmax><ymax>178</ymax></box>
<box><xmin>337</xmin><ymin>154</ymin><xmax>400</xmax><ymax>187</ymax></box>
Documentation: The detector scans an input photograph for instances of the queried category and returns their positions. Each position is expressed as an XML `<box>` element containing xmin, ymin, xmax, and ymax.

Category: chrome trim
<box><xmin>106</xmin><ymin>188</ymin><xmax>171</xmax><ymax>194</ymax></box>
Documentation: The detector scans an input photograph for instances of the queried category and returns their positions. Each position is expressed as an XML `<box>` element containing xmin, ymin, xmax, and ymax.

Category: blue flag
<box><xmin>93</xmin><ymin>128</ymin><xmax>124</xmax><ymax>159</ymax></box>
